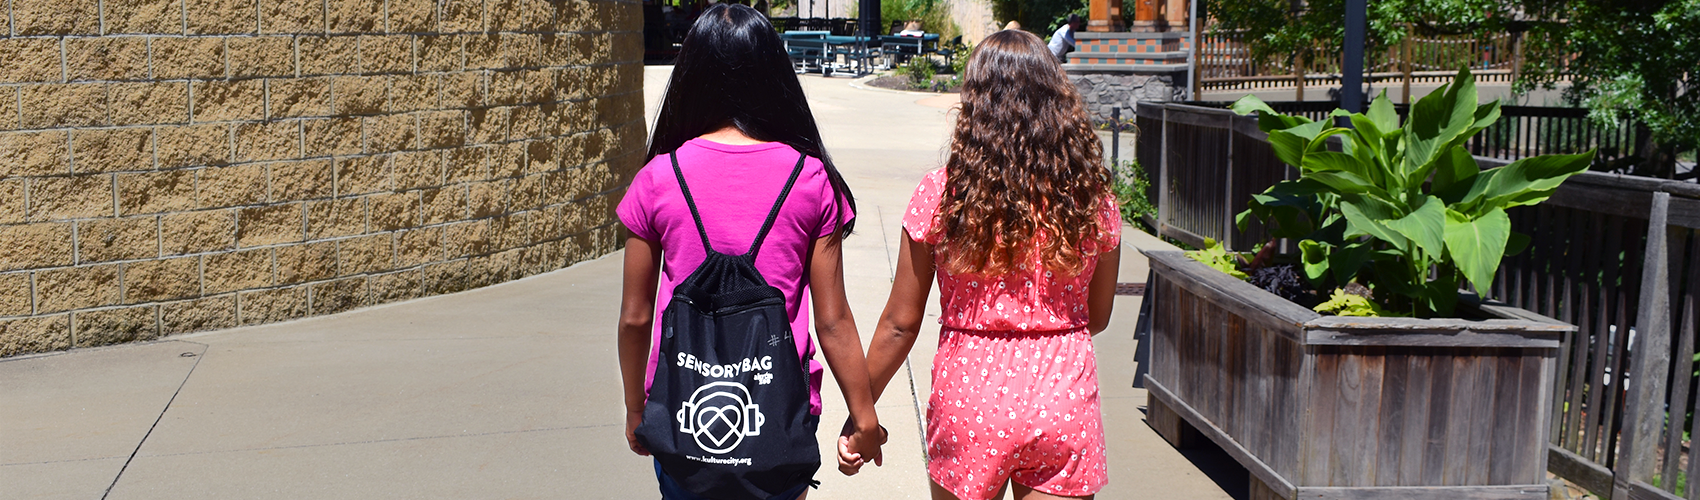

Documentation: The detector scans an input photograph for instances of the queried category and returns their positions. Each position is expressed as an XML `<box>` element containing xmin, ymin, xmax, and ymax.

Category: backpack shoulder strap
<box><xmin>669</xmin><ymin>153</ymin><xmax>715</xmax><ymax>253</ymax></box>
<box><xmin>746</xmin><ymin>153</ymin><xmax>810</xmax><ymax>259</ymax></box>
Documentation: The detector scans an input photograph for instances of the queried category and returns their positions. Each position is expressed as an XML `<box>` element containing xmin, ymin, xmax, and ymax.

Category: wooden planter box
<box><xmin>1142</xmin><ymin>250</ymin><xmax>1574</xmax><ymax>499</ymax></box>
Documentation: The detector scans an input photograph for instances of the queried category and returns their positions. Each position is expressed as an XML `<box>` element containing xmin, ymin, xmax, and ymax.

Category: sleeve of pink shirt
<box><xmin>811</xmin><ymin>157</ymin><xmax>856</xmax><ymax>238</ymax></box>
<box><xmin>1099</xmin><ymin>191</ymin><xmax>1123</xmax><ymax>250</ymax></box>
<box><xmin>615</xmin><ymin>159</ymin><xmax>660</xmax><ymax>241</ymax></box>
<box><xmin>902</xmin><ymin>169</ymin><xmax>948</xmax><ymax>244</ymax></box>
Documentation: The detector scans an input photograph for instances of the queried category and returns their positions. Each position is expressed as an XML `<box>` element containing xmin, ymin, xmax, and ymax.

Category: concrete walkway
<box><xmin>0</xmin><ymin>67</ymin><xmax>1241</xmax><ymax>500</ymax></box>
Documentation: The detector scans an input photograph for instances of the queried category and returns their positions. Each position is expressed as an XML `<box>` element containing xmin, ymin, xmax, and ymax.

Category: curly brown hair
<box><xmin>931</xmin><ymin>29</ymin><xmax>1112</xmax><ymax>277</ymax></box>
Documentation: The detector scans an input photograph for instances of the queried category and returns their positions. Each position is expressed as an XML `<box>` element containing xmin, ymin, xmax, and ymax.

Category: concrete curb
<box><xmin>134</xmin><ymin>250</ymin><xmax>625</xmax><ymax>346</ymax></box>
<box><xmin>845</xmin><ymin>73</ymin><xmax>944</xmax><ymax>97</ymax></box>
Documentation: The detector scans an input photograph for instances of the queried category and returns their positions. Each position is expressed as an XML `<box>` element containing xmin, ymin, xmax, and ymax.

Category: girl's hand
<box><xmin>625</xmin><ymin>409</ymin><xmax>650</xmax><ymax>456</ymax></box>
<box><xmin>836</xmin><ymin>418</ymin><xmax>886</xmax><ymax>475</ymax></box>
<box><xmin>836</xmin><ymin>418</ymin><xmax>865</xmax><ymax>474</ymax></box>
<box><xmin>836</xmin><ymin>434</ymin><xmax>865</xmax><ymax>475</ymax></box>
<box><xmin>849</xmin><ymin>423</ymin><xmax>886</xmax><ymax>467</ymax></box>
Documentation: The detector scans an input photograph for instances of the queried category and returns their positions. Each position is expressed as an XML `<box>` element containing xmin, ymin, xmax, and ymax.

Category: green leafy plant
<box><xmin>1233</xmin><ymin>67</ymin><xmax>1596</xmax><ymax>317</ymax></box>
<box><xmin>1314</xmin><ymin>289</ymin><xmax>1400</xmax><ymax>317</ymax></box>
<box><xmin>1185</xmin><ymin>238</ymin><xmax>1249</xmax><ymax>280</ymax></box>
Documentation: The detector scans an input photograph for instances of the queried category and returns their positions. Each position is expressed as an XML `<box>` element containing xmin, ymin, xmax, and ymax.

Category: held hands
<box><xmin>836</xmin><ymin>418</ymin><xmax>887</xmax><ymax>476</ymax></box>
<box><xmin>625</xmin><ymin>409</ymin><xmax>650</xmax><ymax>456</ymax></box>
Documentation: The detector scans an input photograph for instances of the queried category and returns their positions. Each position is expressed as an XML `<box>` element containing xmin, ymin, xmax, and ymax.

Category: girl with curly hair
<box><xmin>837</xmin><ymin>29</ymin><xmax>1122</xmax><ymax>500</ymax></box>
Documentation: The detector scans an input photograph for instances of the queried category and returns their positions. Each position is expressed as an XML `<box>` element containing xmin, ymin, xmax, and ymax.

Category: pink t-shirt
<box><xmin>903</xmin><ymin>168</ymin><xmax>1121</xmax><ymax>332</ymax></box>
<box><xmin>617</xmin><ymin>138</ymin><xmax>853</xmax><ymax>415</ymax></box>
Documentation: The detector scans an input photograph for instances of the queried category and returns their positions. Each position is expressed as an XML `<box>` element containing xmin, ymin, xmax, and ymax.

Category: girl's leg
<box><xmin>929</xmin><ymin>480</ymin><xmax>961</xmax><ymax>500</ymax></box>
<box><xmin>1011</xmin><ymin>482</ymin><xmax>1093</xmax><ymax>500</ymax></box>
<box><xmin>931</xmin><ymin>479</ymin><xmax>1008</xmax><ymax>500</ymax></box>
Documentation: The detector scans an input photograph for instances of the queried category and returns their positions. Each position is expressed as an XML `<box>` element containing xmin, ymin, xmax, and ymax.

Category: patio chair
<box><xmin>936</xmin><ymin>35</ymin><xmax>964</xmax><ymax>65</ymax></box>
<box><xmin>879</xmin><ymin>35</ymin><xmax>931</xmax><ymax>66</ymax></box>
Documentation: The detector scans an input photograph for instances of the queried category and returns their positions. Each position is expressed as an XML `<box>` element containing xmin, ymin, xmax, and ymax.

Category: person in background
<box><xmin>1047</xmin><ymin>14</ymin><xmax>1084</xmax><ymax>63</ymax></box>
<box><xmin>1003</xmin><ymin>20</ymin><xmax>1022</xmax><ymax>31</ymax></box>
<box><xmin>899</xmin><ymin>21</ymin><xmax>926</xmax><ymax>37</ymax></box>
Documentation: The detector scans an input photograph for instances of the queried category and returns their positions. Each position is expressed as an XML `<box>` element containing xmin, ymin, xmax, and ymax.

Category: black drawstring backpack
<box><xmin>635</xmin><ymin>152</ymin><xmax>821</xmax><ymax>500</ymax></box>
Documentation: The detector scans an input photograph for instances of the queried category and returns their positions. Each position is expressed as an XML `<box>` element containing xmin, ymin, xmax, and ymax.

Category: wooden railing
<box><xmin>1134</xmin><ymin>103</ymin><xmax>1293</xmax><ymax>251</ymax></box>
<box><xmin>1138</xmin><ymin>101</ymin><xmax>1700</xmax><ymax>499</ymax></box>
<box><xmin>1492</xmin><ymin>171</ymin><xmax>1700</xmax><ymax>500</ymax></box>
<box><xmin>1200</xmin><ymin>27</ymin><xmax>1526</xmax><ymax>92</ymax></box>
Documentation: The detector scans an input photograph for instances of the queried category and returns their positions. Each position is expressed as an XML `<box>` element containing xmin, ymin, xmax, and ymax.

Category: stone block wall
<box><xmin>0</xmin><ymin>0</ymin><xmax>646</xmax><ymax>357</ymax></box>
<box><xmin>1067</xmin><ymin>69</ymin><xmax>1186</xmax><ymax>121</ymax></box>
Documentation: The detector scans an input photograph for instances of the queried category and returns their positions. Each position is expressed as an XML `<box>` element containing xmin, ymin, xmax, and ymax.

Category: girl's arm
<box><xmin>807</xmin><ymin>233</ymin><xmax>884</xmax><ymax>465</ymax></box>
<box><xmin>618</xmin><ymin>233</ymin><xmax>663</xmax><ymax>456</ymax></box>
<box><xmin>866</xmin><ymin>235</ymin><xmax>935</xmax><ymax>403</ymax></box>
<box><xmin>839</xmin><ymin>233</ymin><xmax>932</xmax><ymax>475</ymax></box>
<box><xmin>1086</xmin><ymin>245</ymin><xmax>1122</xmax><ymax>335</ymax></box>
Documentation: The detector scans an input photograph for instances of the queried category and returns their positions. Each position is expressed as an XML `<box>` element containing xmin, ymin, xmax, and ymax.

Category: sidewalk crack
<box><xmin>879</xmin><ymin>206</ymin><xmax>895</xmax><ymax>278</ymax></box>
<box><xmin>100</xmin><ymin>341</ymin><xmax>208</xmax><ymax>500</ymax></box>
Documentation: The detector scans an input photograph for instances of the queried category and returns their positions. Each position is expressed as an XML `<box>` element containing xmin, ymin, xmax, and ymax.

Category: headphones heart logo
<box><xmin>677</xmin><ymin>382</ymin><xmax>765</xmax><ymax>454</ymax></box>
<box><xmin>697</xmin><ymin>405</ymin><xmax>743</xmax><ymax>447</ymax></box>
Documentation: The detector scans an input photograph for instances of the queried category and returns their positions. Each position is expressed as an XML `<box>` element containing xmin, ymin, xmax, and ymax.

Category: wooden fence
<box><xmin>1137</xmin><ymin>102</ymin><xmax>1700</xmax><ymax>499</ymax></box>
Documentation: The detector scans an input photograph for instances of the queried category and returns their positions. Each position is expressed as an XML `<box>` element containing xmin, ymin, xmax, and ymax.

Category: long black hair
<box><xmin>647</xmin><ymin>4</ymin><xmax>856</xmax><ymax>236</ymax></box>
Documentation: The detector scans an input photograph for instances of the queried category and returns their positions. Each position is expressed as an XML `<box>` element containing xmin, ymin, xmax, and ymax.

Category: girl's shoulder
<box><xmin>911</xmin><ymin>168</ymin><xmax>947</xmax><ymax>200</ymax></box>
<box><xmin>903</xmin><ymin>169</ymin><xmax>949</xmax><ymax>243</ymax></box>
<box><xmin>629</xmin><ymin>154</ymin><xmax>677</xmax><ymax>193</ymax></box>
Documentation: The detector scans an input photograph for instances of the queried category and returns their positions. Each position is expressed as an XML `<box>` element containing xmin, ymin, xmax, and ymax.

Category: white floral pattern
<box><xmin>926</xmin><ymin>328</ymin><xmax>1108</xmax><ymax>499</ymax></box>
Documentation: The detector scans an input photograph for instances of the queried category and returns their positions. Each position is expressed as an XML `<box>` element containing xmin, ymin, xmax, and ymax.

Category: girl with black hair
<box><xmin>615</xmin><ymin>4</ymin><xmax>884</xmax><ymax>499</ymax></box>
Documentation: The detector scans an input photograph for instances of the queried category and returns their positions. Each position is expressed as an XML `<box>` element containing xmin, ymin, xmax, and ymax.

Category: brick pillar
<box><xmin>1088</xmin><ymin>0</ymin><xmax>1124</xmax><ymax>32</ymax></box>
<box><xmin>1130</xmin><ymin>0</ymin><xmax>1165</xmax><ymax>31</ymax></box>
<box><xmin>1164</xmin><ymin>0</ymin><xmax>1188</xmax><ymax>31</ymax></box>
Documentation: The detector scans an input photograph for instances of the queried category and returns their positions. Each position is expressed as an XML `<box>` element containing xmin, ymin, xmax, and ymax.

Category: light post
<box><xmin>860</xmin><ymin>0</ymin><xmax>878</xmax><ymax>38</ymax></box>
<box><xmin>1340</xmin><ymin>0</ymin><xmax>1366</xmax><ymax>116</ymax></box>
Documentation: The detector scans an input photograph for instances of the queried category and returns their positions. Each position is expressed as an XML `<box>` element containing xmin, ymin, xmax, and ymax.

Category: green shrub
<box><xmin>1110</xmin><ymin>159</ymin><xmax>1156</xmax><ymax>232</ymax></box>
<box><xmin>990</xmin><ymin>0</ymin><xmax>1085</xmax><ymax>37</ymax></box>
<box><xmin>896</xmin><ymin>57</ymin><xmax>936</xmax><ymax>89</ymax></box>
<box><xmin>949</xmin><ymin>42</ymin><xmax>973</xmax><ymax>75</ymax></box>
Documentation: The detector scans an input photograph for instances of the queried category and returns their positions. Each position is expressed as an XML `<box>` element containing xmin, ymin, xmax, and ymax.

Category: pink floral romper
<box><xmin>903</xmin><ymin>169</ymin><xmax>1121</xmax><ymax>500</ymax></box>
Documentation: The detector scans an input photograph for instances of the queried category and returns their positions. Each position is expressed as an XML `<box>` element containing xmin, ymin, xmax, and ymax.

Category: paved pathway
<box><xmin>0</xmin><ymin>67</ymin><xmax>1241</xmax><ymax>500</ymax></box>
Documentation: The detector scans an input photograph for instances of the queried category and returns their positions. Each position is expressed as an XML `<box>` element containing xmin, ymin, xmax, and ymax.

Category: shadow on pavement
<box><xmin>1137</xmin><ymin>405</ymin><xmax>1251</xmax><ymax>500</ymax></box>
